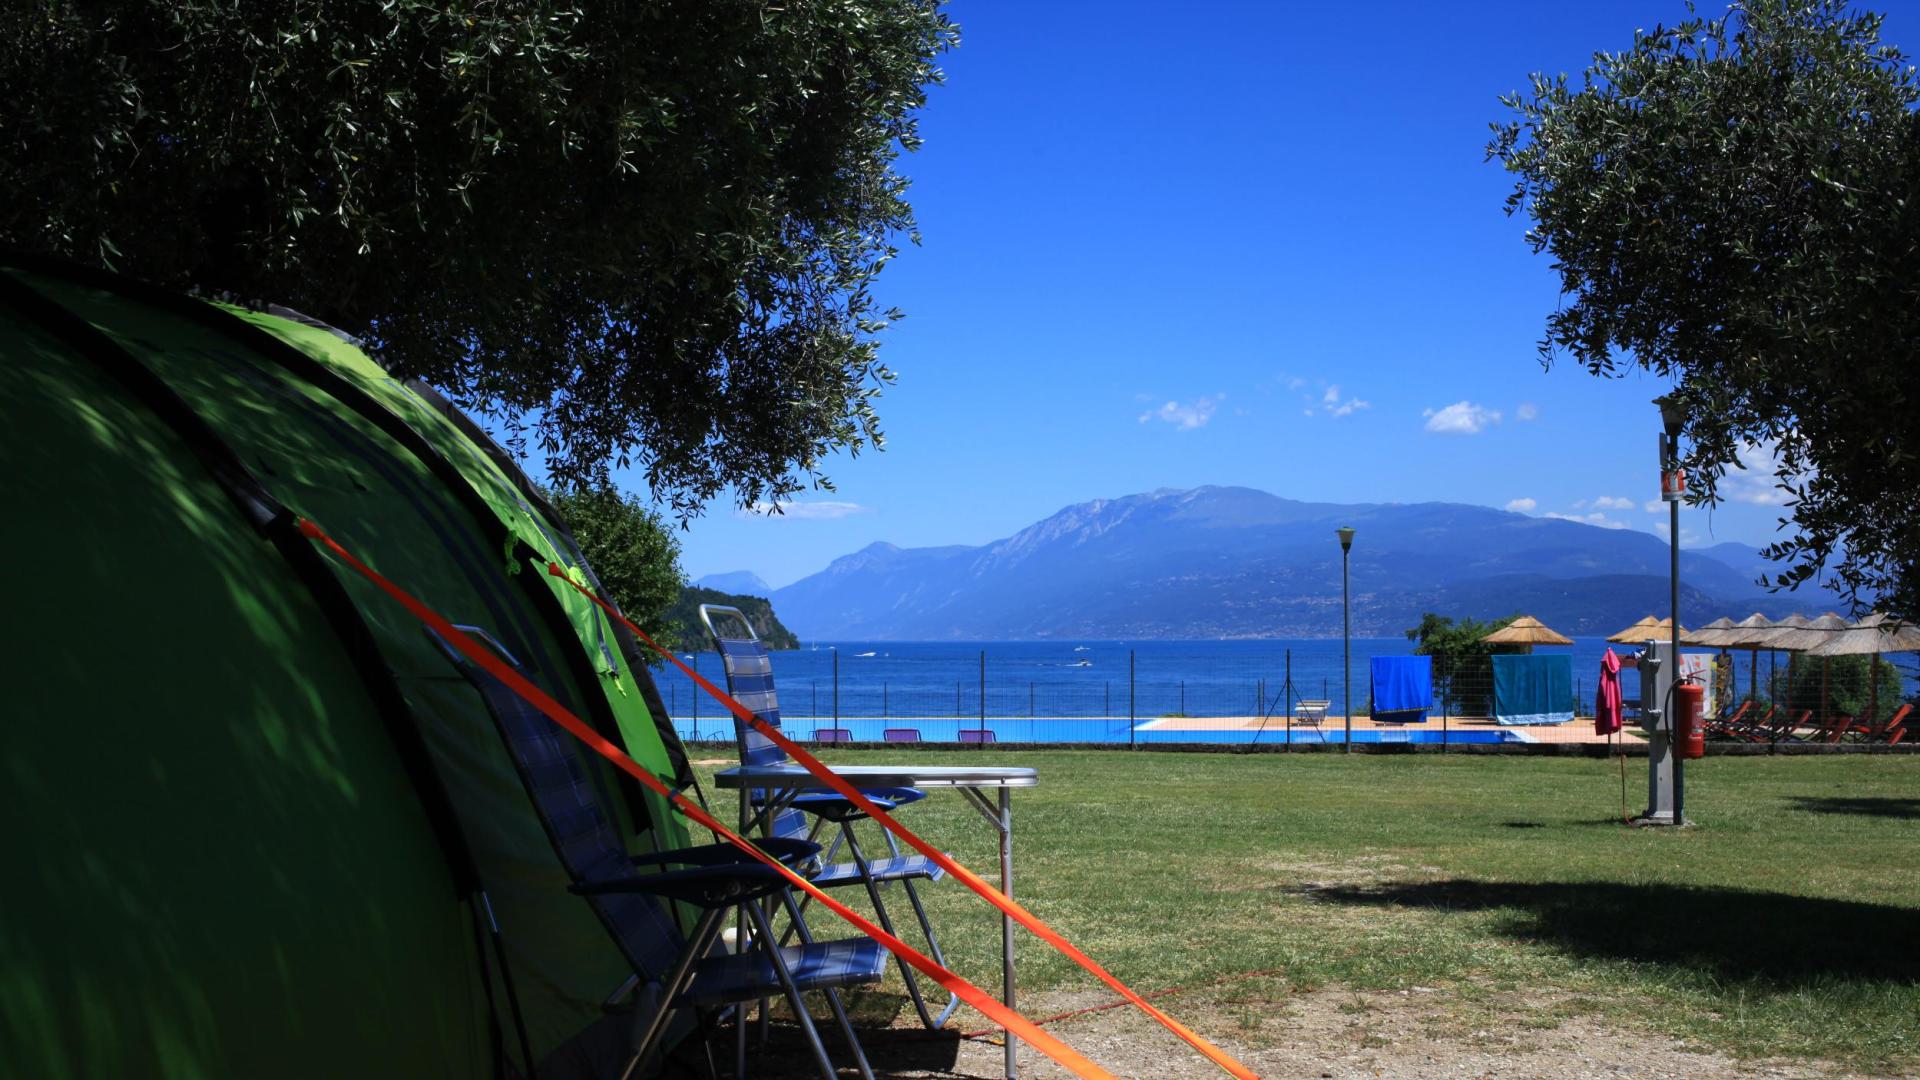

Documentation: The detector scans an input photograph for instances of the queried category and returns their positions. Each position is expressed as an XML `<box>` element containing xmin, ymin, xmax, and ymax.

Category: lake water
<box><xmin>653</xmin><ymin>637</ymin><xmax>1912</xmax><ymax>744</ymax></box>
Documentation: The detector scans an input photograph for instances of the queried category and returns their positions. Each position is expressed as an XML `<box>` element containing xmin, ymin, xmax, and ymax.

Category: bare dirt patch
<box><xmin>736</xmin><ymin>985</ymin><xmax>1903</xmax><ymax>1079</ymax></box>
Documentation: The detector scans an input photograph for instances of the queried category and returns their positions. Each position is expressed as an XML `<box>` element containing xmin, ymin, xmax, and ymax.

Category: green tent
<box><xmin>2</xmin><ymin>255</ymin><xmax>696</xmax><ymax>1078</ymax></box>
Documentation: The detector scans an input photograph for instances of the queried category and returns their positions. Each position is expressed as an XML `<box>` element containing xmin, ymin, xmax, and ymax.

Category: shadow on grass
<box><xmin>1292</xmin><ymin>880</ymin><xmax>1920</xmax><ymax>987</ymax></box>
<box><xmin>1786</xmin><ymin>796</ymin><xmax>1920</xmax><ymax>820</ymax></box>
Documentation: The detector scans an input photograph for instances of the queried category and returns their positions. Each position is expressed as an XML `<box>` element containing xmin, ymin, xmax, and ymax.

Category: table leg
<box><xmin>1000</xmin><ymin>785</ymin><xmax>1017</xmax><ymax>1080</ymax></box>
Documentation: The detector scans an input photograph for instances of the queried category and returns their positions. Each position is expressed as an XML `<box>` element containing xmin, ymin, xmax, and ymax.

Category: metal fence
<box><xmin>648</xmin><ymin>634</ymin><xmax>1920</xmax><ymax>745</ymax></box>
<box><xmin>653</xmin><ymin>641</ymin><xmax>1920</xmax><ymax>747</ymax></box>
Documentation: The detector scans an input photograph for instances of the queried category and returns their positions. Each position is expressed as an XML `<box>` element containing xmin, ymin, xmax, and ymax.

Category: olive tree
<box><xmin>1489</xmin><ymin>2</ymin><xmax>1920</xmax><ymax>615</ymax></box>
<box><xmin>1</xmin><ymin>1</ymin><xmax>958</xmax><ymax>511</ymax></box>
<box><xmin>549</xmin><ymin>487</ymin><xmax>685</xmax><ymax>653</ymax></box>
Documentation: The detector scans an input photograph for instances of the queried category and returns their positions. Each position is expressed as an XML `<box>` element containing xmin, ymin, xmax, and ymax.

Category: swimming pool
<box><xmin>676</xmin><ymin>718</ymin><xmax>1531</xmax><ymax>746</ymax></box>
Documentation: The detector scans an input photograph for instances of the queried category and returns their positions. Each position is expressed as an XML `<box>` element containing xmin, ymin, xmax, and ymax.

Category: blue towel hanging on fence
<box><xmin>1369</xmin><ymin>655</ymin><xmax>1432</xmax><ymax>724</ymax></box>
<box><xmin>1491</xmin><ymin>654</ymin><xmax>1575</xmax><ymax>725</ymax></box>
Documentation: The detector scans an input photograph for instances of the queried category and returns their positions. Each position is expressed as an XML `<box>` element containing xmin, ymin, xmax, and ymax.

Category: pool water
<box><xmin>677</xmin><ymin>718</ymin><xmax>1530</xmax><ymax>746</ymax></box>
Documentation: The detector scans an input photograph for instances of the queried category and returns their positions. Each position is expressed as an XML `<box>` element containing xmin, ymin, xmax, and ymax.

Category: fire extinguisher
<box><xmin>1675</xmin><ymin>682</ymin><xmax>1706</xmax><ymax>760</ymax></box>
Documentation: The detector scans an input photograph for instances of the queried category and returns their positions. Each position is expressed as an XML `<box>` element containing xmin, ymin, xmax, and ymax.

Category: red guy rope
<box><xmin>549</xmin><ymin>563</ymin><xmax>1260</xmax><ymax>1080</ymax></box>
<box><xmin>296</xmin><ymin>519</ymin><xmax>1117</xmax><ymax>1080</ymax></box>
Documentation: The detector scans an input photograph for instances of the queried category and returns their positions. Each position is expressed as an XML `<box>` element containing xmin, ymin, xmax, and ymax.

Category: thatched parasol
<box><xmin>1701</xmin><ymin>613</ymin><xmax>1776</xmax><ymax>702</ymax></box>
<box><xmin>1802</xmin><ymin>614</ymin><xmax>1920</xmax><ymax>731</ymax></box>
<box><xmin>1680</xmin><ymin>616</ymin><xmax>1737</xmax><ymax>647</ymax></box>
<box><xmin>1753</xmin><ymin>613</ymin><xmax>1809</xmax><ymax>716</ymax></box>
<box><xmin>1482</xmin><ymin>615</ymin><xmax>1573</xmax><ymax>653</ymax></box>
<box><xmin>1757</xmin><ymin>613</ymin><xmax>1852</xmax><ymax>725</ymax></box>
<box><xmin>1606</xmin><ymin>615</ymin><xmax>1685</xmax><ymax>645</ymax></box>
<box><xmin>1803</xmin><ymin>613</ymin><xmax>1920</xmax><ymax>656</ymax></box>
<box><xmin>1758</xmin><ymin>612</ymin><xmax>1850</xmax><ymax>651</ymax></box>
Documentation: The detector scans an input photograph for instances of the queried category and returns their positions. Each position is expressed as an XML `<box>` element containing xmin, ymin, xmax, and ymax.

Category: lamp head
<box><xmin>1336</xmin><ymin>526</ymin><xmax>1356</xmax><ymax>552</ymax></box>
<box><xmin>1654</xmin><ymin>394</ymin><xmax>1686</xmax><ymax>439</ymax></box>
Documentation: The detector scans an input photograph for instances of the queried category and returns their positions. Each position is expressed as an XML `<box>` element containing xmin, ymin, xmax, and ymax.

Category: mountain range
<box><xmin>726</xmin><ymin>486</ymin><xmax>1823</xmax><ymax>640</ymax></box>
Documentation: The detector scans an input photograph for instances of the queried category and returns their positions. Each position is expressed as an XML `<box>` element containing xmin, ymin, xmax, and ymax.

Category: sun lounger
<box><xmin>1706</xmin><ymin>700</ymin><xmax>1752</xmax><ymax>739</ymax></box>
<box><xmin>1887</xmin><ymin>705</ymin><xmax>1913</xmax><ymax>744</ymax></box>
<box><xmin>1293</xmin><ymin>700</ymin><xmax>1330</xmax><ymax>726</ymax></box>
<box><xmin>1838</xmin><ymin>703</ymin><xmax>1911</xmax><ymax>742</ymax></box>
<box><xmin>958</xmin><ymin>728</ymin><xmax>997</xmax><ymax>744</ymax></box>
<box><xmin>883</xmin><ymin>727</ymin><xmax>923</xmax><ymax>743</ymax></box>
<box><xmin>813</xmin><ymin>727</ymin><xmax>854</xmax><ymax>743</ymax></box>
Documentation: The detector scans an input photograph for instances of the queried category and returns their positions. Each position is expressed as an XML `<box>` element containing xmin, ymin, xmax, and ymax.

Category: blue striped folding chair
<box><xmin>700</xmin><ymin>605</ymin><xmax>960</xmax><ymax>1029</ymax></box>
<box><xmin>429</xmin><ymin>625</ymin><xmax>884</xmax><ymax>1080</ymax></box>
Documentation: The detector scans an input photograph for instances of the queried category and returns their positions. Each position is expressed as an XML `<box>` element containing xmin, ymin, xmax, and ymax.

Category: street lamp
<box><xmin>1337</xmin><ymin>526</ymin><xmax>1356</xmax><ymax>753</ymax></box>
<box><xmin>1654</xmin><ymin>394</ymin><xmax>1686</xmax><ymax>823</ymax></box>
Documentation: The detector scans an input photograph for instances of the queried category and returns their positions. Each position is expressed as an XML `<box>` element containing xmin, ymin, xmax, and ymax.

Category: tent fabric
<box><xmin>4</xmin><ymin>258</ymin><xmax>696</xmax><ymax>1078</ymax></box>
<box><xmin>241</xmin><ymin>309</ymin><xmax>692</xmax><ymax>821</ymax></box>
<box><xmin>1369</xmin><ymin>655</ymin><xmax>1432</xmax><ymax>724</ymax></box>
<box><xmin>1492</xmin><ymin>654</ymin><xmax>1576</xmax><ymax>725</ymax></box>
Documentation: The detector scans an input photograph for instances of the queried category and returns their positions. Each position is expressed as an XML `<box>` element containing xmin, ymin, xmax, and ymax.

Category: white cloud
<box><xmin>1644</xmin><ymin>500</ymin><xmax>1664</xmax><ymax>514</ymax></box>
<box><xmin>1423</xmin><ymin>401</ymin><xmax>1502</xmax><ymax>435</ymax></box>
<box><xmin>1505</xmin><ymin>497</ymin><xmax>1537</xmax><ymax>513</ymax></box>
<box><xmin>742</xmin><ymin>500</ymin><xmax>871</xmax><ymax>520</ymax></box>
<box><xmin>1721</xmin><ymin>439</ymin><xmax>1802</xmax><ymax>506</ymax></box>
<box><xmin>1546</xmin><ymin>510</ymin><xmax>1628</xmax><ymax>530</ymax></box>
<box><xmin>1286</xmin><ymin>376</ymin><xmax>1307</xmax><ymax>391</ymax></box>
<box><xmin>1516</xmin><ymin>402</ymin><xmax>1540</xmax><ymax>422</ymax></box>
<box><xmin>1591</xmin><ymin>495</ymin><xmax>1635</xmax><ymax>511</ymax></box>
<box><xmin>1138</xmin><ymin>394</ymin><xmax>1223</xmax><ymax>430</ymax></box>
<box><xmin>1320</xmin><ymin>384</ymin><xmax>1371</xmax><ymax>418</ymax></box>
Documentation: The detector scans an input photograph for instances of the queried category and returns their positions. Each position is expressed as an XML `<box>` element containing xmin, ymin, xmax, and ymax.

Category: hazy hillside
<box><xmin>694</xmin><ymin>570</ymin><xmax>773</xmax><ymax>596</ymax></box>
<box><xmin>769</xmin><ymin>487</ymin><xmax>1818</xmax><ymax>639</ymax></box>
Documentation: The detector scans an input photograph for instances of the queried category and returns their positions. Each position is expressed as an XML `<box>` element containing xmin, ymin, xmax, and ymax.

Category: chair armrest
<box><xmin>627</xmin><ymin>837</ymin><xmax>819</xmax><ymax>869</ymax></box>
<box><xmin>571</xmin><ymin>862</ymin><xmax>793</xmax><ymax>908</ymax></box>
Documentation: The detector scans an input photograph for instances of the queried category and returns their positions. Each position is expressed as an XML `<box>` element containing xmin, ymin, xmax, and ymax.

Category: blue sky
<box><xmin>634</xmin><ymin>1</ymin><xmax>1919</xmax><ymax>588</ymax></box>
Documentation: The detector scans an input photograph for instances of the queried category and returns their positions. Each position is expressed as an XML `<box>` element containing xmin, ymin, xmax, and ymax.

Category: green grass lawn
<box><xmin>692</xmin><ymin>750</ymin><xmax>1919</xmax><ymax>1069</ymax></box>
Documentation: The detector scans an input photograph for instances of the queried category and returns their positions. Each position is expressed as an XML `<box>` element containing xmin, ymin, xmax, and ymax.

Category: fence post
<box><xmin>1105</xmin><ymin>681</ymin><xmax>1111</xmax><ymax>717</ymax></box>
<box><xmin>691</xmin><ymin>652</ymin><xmax>699</xmax><ymax>729</ymax></box>
<box><xmin>883</xmin><ymin>680</ymin><xmax>889</xmax><ymax>719</ymax></box>
<box><xmin>1180</xmin><ymin>679</ymin><xmax>1185</xmax><ymax>716</ymax></box>
<box><xmin>1029</xmin><ymin>681</ymin><xmax>1035</xmax><ymax>718</ymax></box>
<box><xmin>832</xmin><ymin>649</ymin><xmax>839</xmax><ymax>724</ymax></box>
<box><xmin>1129</xmin><ymin>650</ymin><xmax>1136</xmax><ymax>747</ymax></box>
<box><xmin>979</xmin><ymin>650</ymin><xmax>987</xmax><ymax>737</ymax></box>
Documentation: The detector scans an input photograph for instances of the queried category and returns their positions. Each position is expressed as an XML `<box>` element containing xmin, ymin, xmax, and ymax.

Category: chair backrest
<box><xmin>814</xmin><ymin>728</ymin><xmax>853</xmax><ymax>743</ymax></box>
<box><xmin>959</xmin><ymin>728</ymin><xmax>996</xmax><ymax>744</ymax></box>
<box><xmin>883</xmin><ymin>728</ymin><xmax>922</xmax><ymax>743</ymax></box>
<box><xmin>429</xmin><ymin>627</ymin><xmax>682</xmax><ymax>980</ymax></box>
<box><xmin>699</xmin><ymin>605</ymin><xmax>810</xmax><ymax>841</ymax></box>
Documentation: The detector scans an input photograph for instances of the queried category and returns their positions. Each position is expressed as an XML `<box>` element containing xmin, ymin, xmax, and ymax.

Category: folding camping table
<box><xmin>715</xmin><ymin>763</ymin><xmax>1040</xmax><ymax>1079</ymax></box>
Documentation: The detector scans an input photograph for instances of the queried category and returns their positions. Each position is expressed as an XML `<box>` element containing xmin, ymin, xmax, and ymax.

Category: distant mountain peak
<box><xmin>772</xmin><ymin>485</ymin><xmax>1814</xmax><ymax>640</ymax></box>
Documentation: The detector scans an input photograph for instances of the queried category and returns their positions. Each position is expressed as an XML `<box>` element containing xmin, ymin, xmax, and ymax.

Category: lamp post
<box><xmin>1655</xmin><ymin>394</ymin><xmax>1686</xmax><ymax>823</ymax></box>
<box><xmin>1337</xmin><ymin>526</ymin><xmax>1356</xmax><ymax>753</ymax></box>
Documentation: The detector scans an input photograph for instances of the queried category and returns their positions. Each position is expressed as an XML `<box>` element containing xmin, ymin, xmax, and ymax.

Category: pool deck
<box><xmin>1138</xmin><ymin>714</ymin><xmax>1615</xmax><ymax>745</ymax></box>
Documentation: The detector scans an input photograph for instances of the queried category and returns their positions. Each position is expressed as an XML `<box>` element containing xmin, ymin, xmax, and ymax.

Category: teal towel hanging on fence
<box><xmin>1491</xmin><ymin>654</ymin><xmax>1575</xmax><ymax>725</ymax></box>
